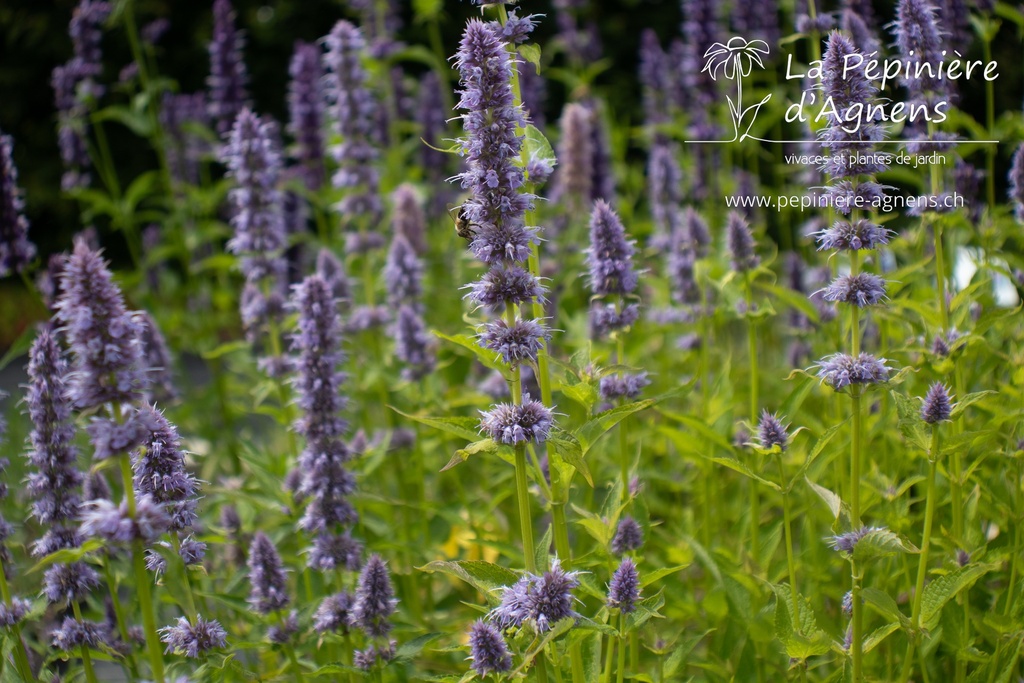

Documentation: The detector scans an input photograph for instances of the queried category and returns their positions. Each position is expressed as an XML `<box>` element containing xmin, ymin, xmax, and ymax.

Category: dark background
<box><xmin>0</xmin><ymin>0</ymin><xmax>1021</xmax><ymax>268</ymax></box>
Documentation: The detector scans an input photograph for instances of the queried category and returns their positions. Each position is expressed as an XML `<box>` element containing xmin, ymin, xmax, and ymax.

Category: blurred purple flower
<box><xmin>208</xmin><ymin>0</ymin><xmax>250</xmax><ymax>135</ymax></box>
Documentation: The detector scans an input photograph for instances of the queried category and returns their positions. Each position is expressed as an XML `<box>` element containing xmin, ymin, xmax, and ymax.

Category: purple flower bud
<box><xmin>267</xmin><ymin>611</ymin><xmax>299</xmax><ymax>644</ymax></box>
<box><xmin>52</xmin><ymin>63</ymin><xmax>93</xmax><ymax>190</ymax></box>
<box><xmin>208</xmin><ymin>0</ymin><xmax>250</xmax><ymax>136</ymax></box>
<box><xmin>829</xmin><ymin>526</ymin><xmax>885</xmax><ymax>554</ymax></box>
<box><xmin>553</xmin><ymin>103</ymin><xmax>593</xmax><ymax>206</ymax></box>
<box><xmin>393</xmin><ymin>305</ymin><xmax>435</xmax><ymax>381</ymax></box>
<box><xmin>469</xmin><ymin>620</ymin><xmax>512</xmax><ymax>675</ymax></box>
<box><xmin>796</xmin><ymin>13</ymin><xmax>836</xmax><ymax>33</ymax></box>
<box><xmin>921</xmin><ymin>382</ymin><xmax>953</xmax><ymax>424</ymax></box>
<box><xmin>314</xmin><ymin>591</ymin><xmax>354</xmax><ymax>633</ymax></box>
<box><xmin>611</xmin><ymin>516</ymin><xmax>644</xmax><ymax>555</ymax></box>
<box><xmin>55</xmin><ymin>240</ymin><xmax>146</xmax><ymax>409</ymax></box>
<box><xmin>324</xmin><ymin>20</ymin><xmax>381</xmax><ymax>222</ymax></box>
<box><xmin>308</xmin><ymin>532</ymin><xmax>362</xmax><ymax>572</ymax></box>
<box><xmin>287</xmin><ymin>41</ymin><xmax>326</xmax><ymax>191</ymax></box>
<box><xmin>726</xmin><ymin>211</ymin><xmax>759</xmax><ymax>272</ymax></box>
<box><xmin>51</xmin><ymin>617</ymin><xmax>110</xmax><ymax>651</ymax></box>
<box><xmin>392</xmin><ymin>184</ymin><xmax>427</xmax><ymax>255</ymax></box>
<box><xmin>42</xmin><ymin>562</ymin><xmax>99</xmax><ymax>604</ymax></box>
<box><xmin>384</xmin><ymin>235</ymin><xmax>423</xmax><ymax>308</ymax></box>
<box><xmin>417</xmin><ymin>71</ymin><xmax>451</xmax><ymax>187</ymax></box>
<box><xmin>756</xmin><ymin>411</ymin><xmax>789</xmax><ymax>451</ymax></box>
<box><xmin>815</xmin><ymin>352</ymin><xmax>891</xmax><ymax>390</ymax></box>
<box><xmin>352</xmin><ymin>554</ymin><xmax>397</xmax><ymax>638</ymax></box>
<box><xmin>815</xmin><ymin>218</ymin><xmax>892</xmax><ymax>251</ymax></box>
<box><xmin>599</xmin><ymin>373</ymin><xmax>651</xmax><ymax>401</ymax></box>
<box><xmin>586</xmin><ymin>200</ymin><xmax>637</xmax><ymax>296</ymax></box>
<box><xmin>0</xmin><ymin>597</ymin><xmax>30</xmax><ymax>627</ymax></box>
<box><xmin>528</xmin><ymin>558</ymin><xmax>580</xmax><ymax>632</ymax></box>
<box><xmin>842</xmin><ymin>590</ymin><xmax>854</xmax><ymax>615</ymax></box>
<box><xmin>589</xmin><ymin>302</ymin><xmax>640</xmax><ymax>339</ymax></box>
<box><xmin>159</xmin><ymin>615</ymin><xmax>227</xmax><ymax>658</ymax></box>
<box><xmin>465</xmin><ymin>264</ymin><xmax>546</xmax><ymax>311</ymax></box>
<box><xmin>248</xmin><ymin>532</ymin><xmax>290</xmax><ymax>615</ymax></box>
<box><xmin>346</xmin><ymin>304</ymin><xmax>391</xmax><ymax>333</ymax></box>
<box><xmin>892</xmin><ymin>0</ymin><xmax>949</xmax><ymax>103</ymax></box>
<box><xmin>26</xmin><ymin>328</ymin><xmax>83</xmax><ymax>528</ymax></box>
<box><xmin>0</xmin><ymin>131</ymin><xmax>35</xmax><ymax>277</ymax></box>
<box><xmin>1010</xmin><ymin>143</ymin><xmax>1024</xmax><ymax>222</ymax></box>
<box><xmin>479</xmin><ymin>394</ymin><xmax>554</xmax><ymax>445</ymax></box>
<box><xmin>355</xmin><ymin>641</ymin><xmax>396</xmax><ymax>670</ymax></box>
<box><xmin>479</xmin><ymin>318</ymin><xmax>549</xmax><ymax>368</ymax></box>
<box><xmin>607</xmin><ymin>557</ymin><xmax>641</xmax><ymax>613</ymax></box>
<box><xmin>69</xmin><ymin>0</ymin><xmax>111</xmax><ymax>100</ymax></box>
<box><xmin>820</xmin><ymin>273</ymin><xmax>887</xmax><ymax>307</ymax></box>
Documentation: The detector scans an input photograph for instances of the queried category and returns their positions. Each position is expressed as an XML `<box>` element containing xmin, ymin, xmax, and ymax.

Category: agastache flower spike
<box><xmin>287</xmin><ymin>40</ymin><xmax>326</xmax><ymax>191</ymax></box>
<box><xmin>756</xmin><ymin>411</ymin><xmax>789</xmax><ymax>451</ymax></box>
<box><xmin>726</xmin><ymin>211</ymin><xmax>759</xmax><ymax>272</ymax></box>
<box><xmin>324</xmin><ymin>20</ymin><xmax>381</xmax><ymax>222</ymax></box>
<box><xmin>247</xmin><ymin>532</ymin><xmax>290</xmax><ymax>615</ymax></box>
<box><xmin>921</xmin><ymin>382</ymin><xmax>953</xmax><ymax>424</ymax></box>
<box><xmin>479</xmin><ymin>394</ymin><xmax>554</xmax><ymax>445</ymax></box>
<box><xmin>392</xmin><ymin>184</ymin><xmax>427</xmax><ymax>255</ymax></box>
<box><xmin>469</xmin><ymin>620</ymin><xmax>513</xmax><ymax>676</ymax></box>
<box><xmin>352</xmin><ymin>554</ymin><xmax>397</xmax><ymax>638</ymax></box>
<box><xmin>1010</xmin><ymin>143</ymin><xmax>1024</xmax><ymax>222</ymax></box>
<box><xmin>586</xmin><ymin>200</ymin><xmax>638</xmax><ymax>296</ymax></box>
<box><xmin>208</xmin><ymin>0</ymin><xmax>250</xmax><ymax>136</ymax></box>
<box><xmin>892</xmin><ymin>0</ymin><xmax>949</xmax><ymax>105</ymax></box>
<box><xmin>607</xmin><ymin>557</ymin><xmax>641</xmax><ymax>613</ymax></box>
<box><xmin>553</xmin><ymin>103</ymin><xmax>594</xmax><ymax>206</ymax></box>
<box><xmin>393</xmin><ymin>305</ymin><xmax>435</xmax><ymax>381</ymax></box>
<box><xmin>611</xmin><ymin>516</ymin><xmax>644</xmax><ymax>555</ymax></box>
<box><xmin>0</xmin><ymin>131</ymin><xmax>35</xmax><ymax>277</ymax></box>
<box><xmin>821</xmin><ymin>273</ymin><xmax>888</xmax><ymax>307</ymax></box>
<box><xmin>384</xmin><ymin>235</ymin><xmax>422</xmax><ymax>309</ymax></box>
<box><xmin>159</xmin><ymin>615</ymin><xmax>227</xmax><ymax>658</ymax></box>
<box><xmin>815</xmin><ymin>353</ymin><xmax>891</xmax><ymax>390</ymax></box>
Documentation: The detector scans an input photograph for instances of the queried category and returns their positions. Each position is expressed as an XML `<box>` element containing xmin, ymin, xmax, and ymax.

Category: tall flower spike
<box><xmin>469</xmin><ymin>620</ymin><xmax>513</xmax><ymax>676</ymax></box>
<box><xmin>586</xmin><ymin>200</ymin><xmax>637</xmax><ymax>296</ymax></box>
<box><xmin>384</xmin><ymin>235</ymin><xmax>423</xmax><ymax>309</ymax></box>
<box><xmin>611</xmin><ymin>516</ymin><xmax>644</xmax><ymax>555</ymax></box>
<box><xmin>607</xmin><ymin>557</ymin><xmax>641</xmax><ymax>613</ymax></box>
<box><xmin>892</xmin><ymin>0</ymin><xmax>949</xmax><ymax>105</ymax></box>
<box><xmin>0</xmin><ymin>132</ymin><xmax>35</xmax><ymax>277</ymax></box>
<box><xmin>55</xmin><ymin>240</ymin><xmax>146</xmax><ymax>410</ymax></box>
<box><xmin>553</xmin><ymin>103</ymin><xmax>593</xmax><ymax>206</ymax></box>
<box><xmin>921</xmin><ymin>382</ymin><xmax>953</xmax><ymax>424</ymax></box>
<box><xmin>726</xmin><ymin>211</ymin><xmax>759</xmax><ymax>272</ymax></box>
<box><xmin>323</xmin><ymin>20</ymin><xmax>381</xmax><ymax>222</ymax></box>
<box><xmin>287</xmin><ymin>40</ymin><xmax>326</xmax><ymax>192</ymax></box>
<box><xmin>393</xmin><ymin>305</ymin><xmax>435</xmax><ymax>381</ymax></box>
<box><xmin>756</xmin><ymin>411</ymin><xmax>789</xmax><ymax>451</ymax></box>
<box><xmin>352</xmin><ymin>554</ymin><xmax>397</xmax><ymax>638</ymax></box>
<box><xmin>69</xmin><ymin>1</ymin><xmax>112</xmax><ymax>100</ymax></box>
<box><xmin>159</xmin><ymin>615</ymin><xmax>227</xmax><ymax>658</ymax></box>
<box><xmin>247</xmin><ymin>532</ymin><xmax>290</xmax><ymax>615</ymax></box>
<box><xmin>1010</xmin><ymin>143</ymin><xmax>1024</xmax><ymax>222</ymax></box>
<box><xmin>392</xmin><ymin>184</ymin><xmax>427</xmax><ymax>255</ymax></box>
<box><xmin>208</xmin><ymin>0</ymin><xmax>250</xmax><ymax>136</ymax></box>
<box><xmin>133</xmin><ymin>406</ymin><xmax>201</xmax><ymax>538</ymax></box>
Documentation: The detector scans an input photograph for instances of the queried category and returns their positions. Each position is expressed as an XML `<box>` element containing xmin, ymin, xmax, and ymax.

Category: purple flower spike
<box><xmin>921</xmin><ymin>382</ymin><xmax>953</xmax><ymax>424</ymax></box>
<box><xmin>352</xmin><ymin>554</ymin><xmax>397</xmax><ymax>638</ymax></box>
<box><xmin>287</xmin><ymin>41</ymin><xmax>326</xmax><ymax>191</ymax></box>
<box><xmin>1010</xmin><ymin>143</ymin><xmax>1024</xmax><ymax>222</ymax></box>
<box><xmin>829</xmin><ymin>526</ymin><xmax>884</xmax><ymax>554</ymax></box>
<box><xmin>611</xmin><ymin>516</ymin><xmax>644</xmax><ymax>555</ymax></box>
<box><xmin>208</xmin><ymin>0</ymin><xmax>250</xmax><ymax>136</ymax></box>
<box><xmin>756</xmin><ymin>411</ymin><xmax>789</xmax><ymax>451</ymax></box>
<box><xmin>393</xmin><ymin>305</ymin><xmax>435</xmax><ymax>381</ymax></box>
<box><xmin>820</xmin><ymin>273</ymin><xmax>887</xmax><ymax>307</ymax></box>
<box><xmin>599</xmin><ymin>373</ymin><xmax>651</xmax><ymax>401</ymax></box>
<box><xmin>816</xmin><ymin>219</ymin><xmax>892</xmax><ymax>251</ymax></box>
<box><xmin>324</xmin><ymin>20</ymin><xmax>381</xmax><ymax>222</ymax></box>
<box><xmin>607</xmin><ymin>557</ymin><xmax>641</xmax><ymax>613</ymax></box>
<box><xmin>384</xmin><ymin>235</ymin><xmax>423</xmax><ymax>308</ymax></box>
<box><xmin>815</xmin><ymin>352</ymin><xmax>891</xmax><ymax>390</ymax></box>
<box><xmin>553</xmin><ymin>103</ymin><xmax>593</xmax><ymax>205</ymax></box>
<box><xmin>392</xmin><ymin>184</ymin><xmax>427</xmax><ymax>255</ymax></box>
<box><xmin>726</xmin><ymin>211</ymin><xmax>759</xmax><ymax>272</ymax></box>
<box><xmin>479</xmin><ymin>318</ymin><xmax>549</xmax><ymax>368</ymax></box>
<box><xmin>247</xmin><ymin>532</ymin><xmax>290</xmax><ymax>615</ymax></box>
<box><xmin>0</xmin><ymin>131</ymin><xmax>35</xmax><ymax>277</ymax></box>
<box><xmin>51</xmin><ymin>618</ymin><xmax>110</xmax><ymax>651</ymax></box>
<box><xmin>314</xmin><ymin>592</ymin><xmax>354</xmax><ymax>633</ymax></box>
<box><xmin>893</xmin><ymin>0</ymin><xmax>949</xmax><ymax>104</ymax></box>
<box><xmin>133</xmin><ymin>405</ymin><xmax>200</xmax><ymax>533</ymax></box>
<box><xmin>586</xmin><ymin>199</ymin><xmax>638</xmax><ymax>296</ymax></box>
<box><xmin>55</xmin><ymin>240</ymin><xmax>146</xmax><ymax>410</ymax></box>
<box><xmin>479</xmin><ymin>394</ymin><xmax>554</xmax><ymax>445</ymax></box>
<box><xmin>469</xmin><ymin>620</ymin><xmax>513</xmax><ymax>676</ymax></box>
<box><xmin>465</xmin><ymin>264</ymin><xmax>546</xmax><ymax>311</ymax></box>
<box><xmin>159</xmin><ymin>615</ymin><xmax>227</xmax><ymax>658</ymax></box>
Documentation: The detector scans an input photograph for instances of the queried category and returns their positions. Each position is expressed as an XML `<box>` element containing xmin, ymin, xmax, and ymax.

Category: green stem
<box><xmin>746</xmin><ymin>278</ymin><xmax>760</xmax><ymax>569</ymax></box>
<box><xmin>72</xmin><ymin>601</ymin><xmax>99</xmax><ymax>683</ymax></box>
<box><xmin>121</xmin><ymin>455</ymin><xmax>165</xmax><ymax>683</ymax></box>
<box><xmin>779</xmin><ymin>460</ymin><xmax>800</xmax><ymax>630</ymax></box>
<box><xmin>601</xmin><ymin>630</ymin><xmax>616</xmax><ymax>683</ymax></box>
<box><xmin>851</xmin><ymin>559</ymin><xmax>864</xmax><ymax>683</ymax></box>
<box><xmin>516</xmin><ymin>445</ymin><xmax>537</xmax><ymax>575</ymax></box>
<box><xmin>616</xmin><ymin>614</ymin><xmax>627</xmax><ymax>683</ymax></box>
<box><xmin>0</xmin><ymin>555</ymin><xmax>34</xmax><ymax>682</ymax></box>
<box><xmin>104</xmin><ymin>563</ymin><xmax>140</xmax><ymax>678</ymax></box>
<box><xmin>171</xmin><ymin>536</ymin><xmax>200</xmax><ymax>621</ymax></box>
<box><xmin>850</xmin><ymin>250</ymin><xmax>863</xmax><ymax>525</ymax></box>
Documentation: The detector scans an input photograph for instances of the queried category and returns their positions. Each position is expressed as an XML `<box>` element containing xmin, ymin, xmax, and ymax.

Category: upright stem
<box><xmin>851</xmin><ymin>558</ymin><xmax>864</xmax><ymax>683</ymax></box>
<box><xmin>779</xmin><ymin>458</ymin><xmax>800</xmax><ymax>628</ymax></box>
<box><xmin>616</xmin><ymin>614</ymin><xmax>627</xmax><ymax>683</ymax></box>
<box><xmin>746</xmin><ymin>278</ymin><xmax>760</xmax><ymax>569</ymax></box>
<box><xmin>617</xmin><ymin>331</ymin><xmax>631</xmax><ymax>503</ymax></box>
<box><xmin>0</xmin><ymin>556</ymin><xmax>34</xmax><ymax>682</ymax></box>
<box><xmin>850</xmin><ymin>250</ymin><xmax>863</xmax><ymax>524</ymax></box>
<box><xmin>515</xmin><ymin>445</ymin><xmax>536</xmax><ymax>575</ymax></box>
<box><xmin>121</xmin><ymin>455</ymin><xmax>166</xmax><ymax>683</ymax></box>
<box><xmin>72</xmin><ymin>601</ymin><xmax>99</xmax><ymax>683</ymax></box>
<box><xmin>105</xmin><ymin>563</ymin><xmax>140</xmax><ymax>678</ymax></box>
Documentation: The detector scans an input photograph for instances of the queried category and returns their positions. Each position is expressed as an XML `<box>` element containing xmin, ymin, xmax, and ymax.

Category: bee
<box><xmin>447</xmin><ymin>203</ymin><xmax>479</xmax><ymax>242</ymax></box>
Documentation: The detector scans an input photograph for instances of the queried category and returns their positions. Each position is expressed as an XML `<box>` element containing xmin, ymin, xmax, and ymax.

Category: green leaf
<box><xmin>549</xmin><ymin>428</ymin><xmax>592</xmax><ymax>487</ymax></box>
<box><xmin>891</xmin><ymin>390</ymin><xmax>931</xmax><ymax>453</ymax></box>
<box><xmin>950</xmin><ymin>391</ymin><xmax>996</xmax><ymax>419</ymax></box>
<box><xmin>772</xmin><ymin>584</ymin><xmax>831</xmax><ymax>659</ymax></box>
<box><xmin>779</xmin><ymin>375</ymin><xmax>817</xmax><ymax>425</ymax></box>
<box><xmin>518</xmin><ymin>44</ymin><xmax>542</xmax><ymax>74</ymax></box>
<box><xmin>28</xmin><ymin>539</ymin><xmax>103</xmax><ymax>573</ymax></box>
<box><xmin>711</xmin><ymin>456</ymin><xmax>781</xmax><ymax>491</ymax></box>
<box><xmin>393</xmin><ymin>633</ymin><xmax>443</xmax><ymax>661</ymax></box>
<box><xmin>389</xmin><ymin>408</ymin><xmax>481</xmax><ymax>442</ymax></box>
<box><xmin>417</xmin><ymin>560</ymin><xmax>520</xmax><ymax>601</ymax></box>
<box><xmin>860</xmin><ymin>588</ymin><xmax>910</xmax><ymax>629</ymax></box>
<box><xmin>200</xmin><ymin>340</ymin><xmax>249</xmax><ymax>360</ymax></box>
<box><xmin>657</xmin><ymin>412</ymin><xmax>735</xmax><ymax>454</ymax></box>
<box><xmin>921</xmin><ymin>564</ymin><xmax>993</xmax><ymax>630</ymax></box>
<box><xmin>441</xmin><ymin>439</ymin><xmax>497</xmax><ymax>472</ymax></box>
<box><xmin>754</xmin><ymin>282</ymin><xmax>820</xmax><ymax>324</ymax></box>
<box><xmin>805</xmin><ymin>477</ymin><xmax>843</xmax><ymax>521</ymax></box>
<box><xmin>433</xmin><ymin>331</ymin><xmax>506</xmax><ymax>372</ymax></box>
<box><xmin>557</xmin><ymin>380</ymin><xmax>600</xmax><ymax>413</ymax></box>
<box><xmin>0</xmin><ymin>325</ymin><xmax>37</xmax><ymax>372</ymax></box>
<box><xmin>640</xmin><ymin>564</ymin><xmax>689</xmax><ymax>588</ymax></box>
<box><xmin>852</xmin><ymin>529</ymin><xmax>918</xmax><ymax>565</ymax></box>
<box><xmin>411</xmin><ymin>0</ymin><xmax>442</xmax><ymax>20</ymax></box>
<box><xmin>575</xmin><ymin>399</ymin><xmax>655</xmax><ymax>454</ymax></box>
<box><xmin>863</xmin><ymin>623</ymin><xmax>900</xmax><ymax>653</ymax></box>
<box><xmin>625</xmin><ymin>590</ymin><xmax>666</xmax><ymax>631</ymax></box>
<box><xmin>523</xmin><ymin>123</ymin><xmax>555</xmax><ymax>175</ymax></box>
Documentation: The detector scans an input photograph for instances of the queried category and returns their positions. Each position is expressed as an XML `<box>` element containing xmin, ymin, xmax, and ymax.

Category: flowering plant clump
<box><xmin>0</xmin><ymin>1</ymin><xmax>1021</xmax><ymax>682</ymax></box>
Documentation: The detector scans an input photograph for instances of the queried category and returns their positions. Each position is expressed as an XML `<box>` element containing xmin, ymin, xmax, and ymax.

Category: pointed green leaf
<box><xmin>575</xmin><ymin>399</ymin><xmax>655</xmax><ymax>454</ymax></box>
<box><xmin>389</xmin><ymin>408</ymin><xmax>481</xmax><ymax>442</ymax></box>
<box><xmin>441</xmin><ymin>439</ymin><xmax>497</xmax><ymax>472</ymax></box>
<box><xmin>852</xmin><ymin>529</ymin><xmax>918</xmax><ymax>565</ymax></box>
<box><xmin>417</xmin><ymin>560</ymin><xmax>519</xmax><ymax>601</ymax></box>
<box><xmin>805</xmin><ymin>477</ymin><xmax>843</xmax><ymax>521</ymax></box>
<box><xmin>921</xmin><ymin>564</ymin><xmax>993</xmax><ymax>630</ymax></box>
<box><xmin>711</xmin><ymin>456</ymin><xmax>781</xmax><ymax>490</ymax></box>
